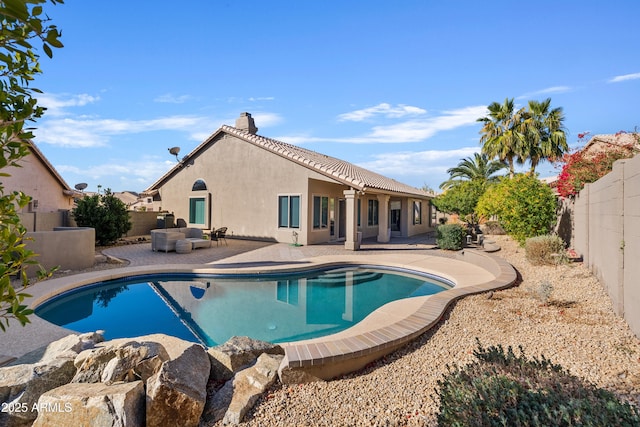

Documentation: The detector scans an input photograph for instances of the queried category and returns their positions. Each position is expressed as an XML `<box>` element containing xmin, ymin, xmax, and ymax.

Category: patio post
<box><xmin>377</xmin><ymin>194</ymin><xmax>390</xmax><ymax>243</ymax></box>
<box><xmin>343</xmin><ymin>189</ymin><xmax>359</xmax><ymax>250</ymax></box>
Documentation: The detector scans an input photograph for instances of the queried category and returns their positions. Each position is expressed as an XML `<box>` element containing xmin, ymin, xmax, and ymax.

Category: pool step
<box><xmin>310</xmin><ymin>270</ymin><xmax>383</xmax><ymax>286</ymax></box>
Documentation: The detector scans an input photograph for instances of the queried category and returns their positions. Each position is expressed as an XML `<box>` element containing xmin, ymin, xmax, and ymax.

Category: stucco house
<box><xmin>2</xmin><ymin>141</ymin><xmax>79</xmax><ymax>230</ymax></box>
<box><xmin>143</xmin><ymin>113</ymin><xmax>434</xmax><ymax>250</ymax></box>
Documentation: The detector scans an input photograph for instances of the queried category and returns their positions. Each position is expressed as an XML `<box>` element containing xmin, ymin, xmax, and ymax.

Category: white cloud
<box><xmin>56</xmin><ymin>156</ymin><xmax>173</xmax><ymax>189</ymax></box>
<box><xmin>280</xmin><ymin>105</ymin><xmax>487</xmax><ymax>145</ymax></box>
<box><xmin>251</xmin><ymin>112</ymin><xmax>283</xmax><ymax>127</ymax></box>
<box><xmin>357</xmin><ymin>147</ymin><xmax>479</xmax><ymax>176</ymax></box>
<box><xmin>248</xmin><ymin>97</ymin><xmax>275</xmax><ymax>102</ymax></box>
<box><xmin>361</xmin><ymin>105</ymin><xmax>487</xmax><ymax>143</ymax></box>
<box><xmin>608</xmin><ymin>72</ymin><xmax>640</xmax><ymax>83</ymax></box>
<box><xmin>37</xmin><ymin>116</ymin><xmax>208</xmax><ymax>148</ymax></box>
<box><xmin>338</xmin><ymin>103</ymin><xmax>427</xmax><ymax>122</ymax></box>
<box><xmin>517</xmin><ymin>86</ymin><xmax>571</xmax><ymax>99</ymax></box>
<box><xmin>154</xmin><ymin>94</ymin><xmax>192</xmax><ymax>104</ymax></box>
<box><xmin>38</xmin><ymin>93</ymin><xmax>100</xmax><ymax>116</ymax></box>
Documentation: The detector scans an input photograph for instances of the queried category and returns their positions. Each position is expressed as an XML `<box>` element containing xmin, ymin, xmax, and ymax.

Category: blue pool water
<box><xmin>35</xmin><ymin>266</ymin><xmax>451</xmax><ymax>346</ymax></box>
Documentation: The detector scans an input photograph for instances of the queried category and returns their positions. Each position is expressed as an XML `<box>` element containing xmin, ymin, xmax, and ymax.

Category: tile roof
<box><xmin>147</xmin><ymin>125</ymin><xmax>431</xmax><ymax>198</ymax></box>
<box><xmin>220</xmin><ymin>125</ymin><xmax>431</xmax><ymax>197</ymax></box>
<box><xmin>582</xmin><ymin>133</ymin><xmax>640</xmax><ymax>156</ymax></box>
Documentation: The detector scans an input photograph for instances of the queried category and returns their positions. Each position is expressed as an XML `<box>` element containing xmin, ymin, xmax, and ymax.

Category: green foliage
<box><xmin>72</xmin><ymin>189</ymin><xmax>132</xmax><ymax>246</ymax></box>
<box><xmin>477</xmin><ymin>174</ymin><xmax>557</xmax><ymax>245</ymax></box>
<box><xmin>478</xmin><ymin>97</ymin><xmax>567</xmax><ymax>177</ymax></box>
<box><xmin>436</xmin><ymin>223</ymin><xmax>466</xmax><ymax>250</ymax></box>
<box><xmin>432</xmin><ymin>180</ymin><xmax>486</xmax><ymax>222</ymax></box>
<box><xmin>439</xmin><ymin>152</ymin><xmax>507</xmax><ymax>191</ymax></box>
<box><xmin>525</xmin><ymin>235</ymin><xmax>567</xmax><ymax>266</ymax></box>
<box><xmin>0</xmin><ymin>0</ymin><xmax>64</xmax><ymax>330</ymax></box>
<box><xmin>436</xmin><ymin>341</ymin><xmax>640</xmax><ymax>426</ymax></box>
<box><xmin>556</xmin><ymin>135</ymin><xmax>638</xmax><ymax>198</ymax></box>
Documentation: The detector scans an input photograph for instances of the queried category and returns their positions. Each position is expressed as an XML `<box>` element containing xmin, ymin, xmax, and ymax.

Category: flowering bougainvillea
<box><xmin>555</xmin><ymin>134</ymin><xmax>638</xmax><ymax>198</ymax></box>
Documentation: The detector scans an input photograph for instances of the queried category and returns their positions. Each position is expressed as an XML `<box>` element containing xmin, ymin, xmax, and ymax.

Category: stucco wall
<box><xmin>18</xmin><ymin>211</ymin><xmax>70</xmax><ymax>232</ymax></box>
<box><xmin>23</xmin><ymin>227</ymin><xmax>95</xmax><ymax>278</ymax></box>
<box><xmin>3</xmin><ymin>153</ymin><xmax>75</xmax><ymax>213</ymax></box>
<box><xmin>573</xmin><ymin>156</ymin><xmax>640</xmax><ymax>338</ymax></box>
<box><xmin>154</xmin><ymin>133</ymin><xmax>432</xmax><ymax>246</ymax></box>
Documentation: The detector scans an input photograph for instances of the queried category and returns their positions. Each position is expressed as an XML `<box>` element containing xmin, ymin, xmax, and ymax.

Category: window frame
<box><xmin>278</xmin><ymin>194</ymin><xmax>301</xmax><ymax>228</ymax></box>
<box><xmin>312</xmin><ymin>195</ymin><xmax>329</xmax><ymax>230</ymax></box>
<box><xmin>413</xmin><ymin>200</ymin><xmax>422</xmax><ymax>225</ymax></box>
<box><xmin>367</xmin><ymin>199</ymin><xmax>379</xmax><ymax>226</ymax></box>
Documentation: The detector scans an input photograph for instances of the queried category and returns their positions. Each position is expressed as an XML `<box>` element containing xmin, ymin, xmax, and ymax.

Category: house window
<box><xmin>192</xmin><ymin>179</ymin><xmax>207</xmax><ymax>191</ymax></box>
<box><xmin>413</xmin><ymin>201</ymin><xmax>422</xmax><ymax>225</ymax></box>
<box><xmin>357</xmin><ymin>199</ymin><xmax>361</xmax><ymax>227</ymax></box>
<box><xmin>278</xmin><ymin>195</ymin><xmax>300</xmax><ymax>228</ymax></box>
<box><xmin>368</xmin><ymin>199</ymin><xmax>379</xmax><ymax>226</ymax></box>
<box><xmin>313</xmin><ymin>195</ymin><xmax>328</xmax><ymax>229</ymax></box>
<box><xmin>189</xmin><ymin>197</ymin><xmax>206</xmax><ymax>225</ymax></box>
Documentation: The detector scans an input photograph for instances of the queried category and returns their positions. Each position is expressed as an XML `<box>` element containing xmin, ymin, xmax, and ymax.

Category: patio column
<box><xmin>377</xmin><ymin>194</ymin><xmax>390</xmax><ymax>243</ymax></box>
<box><xmin>343</xmin><ymin>189</ymin><xmax>359</xmax><ymax>251</ymax></box>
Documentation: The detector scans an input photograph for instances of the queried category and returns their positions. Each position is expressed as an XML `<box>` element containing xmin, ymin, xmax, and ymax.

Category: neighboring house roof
<box><xmin>581</xmin><ymin>132</ymin><xmax>640</xmax><ymax>157</ymax></box>
<box><xmin>146</xmin><ymin>124</ymin><xmax>430</xmax><ymax>198</ymax></box>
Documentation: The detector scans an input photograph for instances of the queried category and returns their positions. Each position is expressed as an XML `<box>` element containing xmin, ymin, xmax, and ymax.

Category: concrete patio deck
<box><xmin>0</xmin><ymin>234</ymin><xmax>517</xmax><ymax>380</ymax></box>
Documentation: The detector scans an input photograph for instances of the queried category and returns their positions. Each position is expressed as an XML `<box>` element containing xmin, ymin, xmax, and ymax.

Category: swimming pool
<box><xmin>35</xmin><ymin>266</ymin><xmax>451</xmax><ymax>346</ymax></box>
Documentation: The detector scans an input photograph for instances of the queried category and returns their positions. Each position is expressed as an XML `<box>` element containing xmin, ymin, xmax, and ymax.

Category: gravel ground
<box><xmin>218</xmin><ymin>235</ymin><xmax>640</xmax><ymax>427</ymax></box>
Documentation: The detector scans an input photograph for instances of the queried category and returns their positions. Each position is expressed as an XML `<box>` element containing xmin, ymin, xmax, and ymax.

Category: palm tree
<box><xmin>477</xmin><ymin>98</ymin><xmax>527</xmax><ymax>178</ymax></box>
<box><xmin>522</xmin><ymin>98</ymin><xmax>568</xmax><ymax>174</ymax></box>
<box><xmin>439</xmin><ymin>153</ymin><xmax>507</xmax><ymax>190</ymax></box>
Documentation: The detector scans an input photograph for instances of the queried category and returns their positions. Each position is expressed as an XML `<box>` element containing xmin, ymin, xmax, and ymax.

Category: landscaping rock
<box><xmin>0</xmin><ymin>332</ymin><xmax>103</xmax><ymax>427</ymax></box>
<box><xmin>73</xmin><ymin>339</ymin><xmax>169</xmax><ymax>384</ymax></box>
<box><xmin>207</xmin><ymin>336</ymin><xmax>284</xmax><ymax>381</ymax></box>
<box><xmin>204</xmin><ymin>353</ymin><xmax>283</xmax><ymax>425</ymax></box>
<box><xmin>145</xmin><ymin>338</ymin><xmax>210</xmax><ymax>427</ymax></box>
<box><xmin>32</xmin><ymin>381</ymin><xmax>145</xmax><ymax>427</ymax></box>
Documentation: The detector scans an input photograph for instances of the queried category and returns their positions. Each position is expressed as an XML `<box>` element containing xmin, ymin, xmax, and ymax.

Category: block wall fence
<box><xmin>573</xmin><ymin>155</ymin><xmax>640</xmax><ymax>339</ymax></box>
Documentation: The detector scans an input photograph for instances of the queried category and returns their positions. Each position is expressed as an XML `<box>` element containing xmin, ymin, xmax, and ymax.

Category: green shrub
<box><xmin>436</xmin><ymin>341</ymin><xmax>640</xmax><ymax>426</ymax></box>
<box><xmin>436</xmin><ymin>224</ymin><xmax>466</xmax><ymax>250</ymax></box>
<box><xmin>72</xmin><ymin>189</ymin><xmax>132</xmax><ymax>246</ymax></box>
<box><xmin>525</xmin><ymin>235</ymin><xmax>568</xmax><ymax>266</ymax></box>
<box><xmin>477</xmin><ymin>174</ymin><xmax>557</xmax><ymax>245</ymax></box>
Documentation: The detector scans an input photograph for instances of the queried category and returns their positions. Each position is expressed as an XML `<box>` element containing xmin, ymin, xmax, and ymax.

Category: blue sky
<box><xmin>31</xmin><ymin>1</ymin><xmax>640</xmax><ymax>194</ymax></box>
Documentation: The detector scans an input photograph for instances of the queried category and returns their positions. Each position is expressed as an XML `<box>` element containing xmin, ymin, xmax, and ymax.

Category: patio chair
<box><xmin>214</xmin><ymin>227</ymin><xmax>228</xmax><ymax>246</ymax></box>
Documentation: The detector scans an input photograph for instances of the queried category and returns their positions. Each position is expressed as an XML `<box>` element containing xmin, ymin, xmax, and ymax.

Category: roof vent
<box><xmin>235</xmin><ymin>112</ymin><xmax>258</xmax><ymax>134</ymax></box>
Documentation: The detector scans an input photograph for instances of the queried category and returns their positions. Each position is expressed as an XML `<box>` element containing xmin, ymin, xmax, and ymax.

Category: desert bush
<box><xmin>477</xmin><ymin>174</ymin><xmax>557</xmax><ymax>245</ymax></box>
<box><xmin>525</xmin><ymin>235</ymin><xmax>567</xmax><ymax>266</ymax></box>
<box><xmin>436</xmin><ymin>224</ymin><xmax>466</xmax><ymax>250</ymax></box>
<box><xmin>436</xmin><ymin>341</ymin><xmax>640</xmax><ymax>426</ymax></box>
<box><xmin>535</xmin><ymin>281</ymin><xmax>554</xmax><ymax>304</ymax></box>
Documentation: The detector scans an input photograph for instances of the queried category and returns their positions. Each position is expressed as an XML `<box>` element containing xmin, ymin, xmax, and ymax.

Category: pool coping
<box><xmin>20</xmin><ymin>248</ymin><xmax>517</xmax><ymax>382</ymax></box>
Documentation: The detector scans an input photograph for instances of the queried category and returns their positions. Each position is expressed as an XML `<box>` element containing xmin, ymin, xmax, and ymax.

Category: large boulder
<box><xmin>32</xmin><ymin>381</ymin><xmax>145</xmax><ymax>427</ymax></box>
<box><xmin>145</xmin><ymin>337</ymin><xmax>210</xmax><ymax>427</ymax></box>
<box><xmin>0</xmin><ymin>332</ymin><xmax>104</xmax><ymax>427</ymax></box>
<box><xmin>73</xmin><ymin>339</ymin><xmax>169</xmax><ymax>384</ymax></box>
<box><xmin>204</xmin><ymin>353</ymin><xmax>283</xmax><ymax>425</ymax></box>
<box><xmin>207</xmin><ymin>336</ymin><xmax>284</xmax><ymax>381</ymax></box>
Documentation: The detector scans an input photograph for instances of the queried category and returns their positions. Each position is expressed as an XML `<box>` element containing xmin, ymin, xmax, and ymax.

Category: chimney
<box><xmin>235</xmin><ymin>112</ymin><xmax>258</xmax><ymax>134</ymax></box>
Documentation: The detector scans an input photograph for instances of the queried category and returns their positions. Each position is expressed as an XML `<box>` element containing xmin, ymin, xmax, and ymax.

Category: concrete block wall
<box><xmin>573</xmin><ymin>156</ymin><xmax>640</xmax><ymax>338</ymax></box>
<box><xmin>24</xmin><ymin>227</ymin><xmax>95</xmax><ymax>278</ymax></box>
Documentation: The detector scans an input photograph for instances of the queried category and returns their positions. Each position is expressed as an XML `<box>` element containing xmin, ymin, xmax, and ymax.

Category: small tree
<box><xmin>1</xmin><ymin>0</ymin><xmax>64</xmax><ymax>330</ymax></box>
<box><xmin>477</xmin><ymin>174</ymin><xmax>556</xmax><ymax>245</ymax></box>
<box><xmin>431</xmin><ymin>180</ymin><xmax>485</xmax><ymax>227</ymax></box>
<box><xmin>73</xmin><ymin>189</ymin><xmax>132</xmax><ymax>246</ymax></box>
